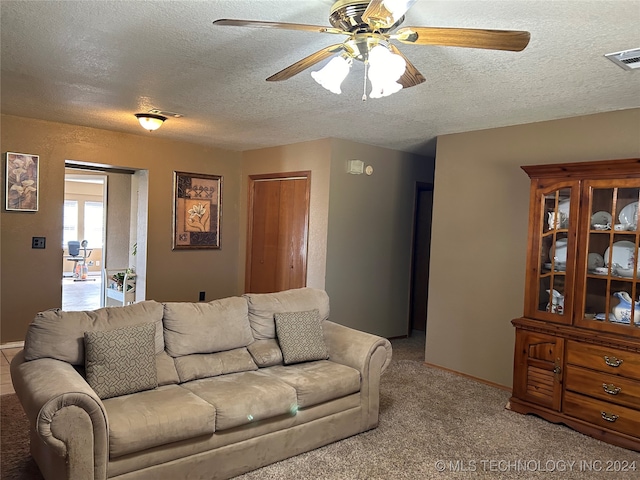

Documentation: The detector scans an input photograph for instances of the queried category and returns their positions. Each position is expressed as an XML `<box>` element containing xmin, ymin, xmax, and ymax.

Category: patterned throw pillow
<box><xmin>274</xmin><ymin>309</ymin><xmax>328</xmax><ymax>365</ymax></box>
<box><xmin>84</xmin><ymin>322</ymin><xmax>158</xmax><ymax>399</ymax></box>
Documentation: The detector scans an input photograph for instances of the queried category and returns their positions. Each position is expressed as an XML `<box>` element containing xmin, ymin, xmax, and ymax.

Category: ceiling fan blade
<box><xmin>388</xmin><ymin>44</ymin><xmax>425</xmax><ymax>88</ymax></box>
<box><xmin>213</xmin><ymin>19</ymin><xmax>347</xmax><ymax>35</ymax></box>
<box><xmin>266</xmin><ymin>44</ymin><xmax>346</xmax><ymax>82</ymax></box>
<box><xmin>394</xmin><ymin>27</ymin><xmax>531</xmax><ymax>51</ymax></box>
<box><xmin>363</xmin><ymin>0</ymin><xmax>418</xmax><ymax>29</ymax></box>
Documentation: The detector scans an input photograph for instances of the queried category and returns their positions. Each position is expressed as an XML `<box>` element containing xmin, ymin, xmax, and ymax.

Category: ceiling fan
<box><xmin>213</xmin><ymin>0</ymin><xmax>531</xmax><ymax>99</ymax></box>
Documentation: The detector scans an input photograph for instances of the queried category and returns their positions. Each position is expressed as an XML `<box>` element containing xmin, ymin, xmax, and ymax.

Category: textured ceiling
<box><xmin>2</xmin><ymin>0</ymin><xmax>639</xmax><ymax>157</ymax></box>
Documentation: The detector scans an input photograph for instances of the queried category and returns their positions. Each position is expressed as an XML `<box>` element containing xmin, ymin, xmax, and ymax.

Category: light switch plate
<box><xmin>32</xmin><ymin>237</ymin><xmax>46</xmax><ymax>249</ymax></box>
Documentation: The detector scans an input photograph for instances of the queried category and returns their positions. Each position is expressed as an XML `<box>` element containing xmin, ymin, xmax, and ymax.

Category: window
<box><xmin>63</xmin><ymin>200</ymin><xmax>78</xmax><ymax>247</ymax></box>
<box><xmin>84</xmin><ymin>201</ymin><xmax>104</xmax><ymax>248</ymax></box>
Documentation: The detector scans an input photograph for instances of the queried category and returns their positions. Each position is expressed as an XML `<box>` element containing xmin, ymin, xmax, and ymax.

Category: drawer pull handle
<box><xmin>600</xmin><ymin>411</ymin><xmax>619</xmax><ymax>423</ymax></box>
<box><xmin>604</xmin><ymin>356</ymin><xmax>623</xmax><ymax>367</ymax></box>
<box><xmin>602</xmin><ymin>383</ymin><xmax>621</xmax><ymax>395</ymax></box>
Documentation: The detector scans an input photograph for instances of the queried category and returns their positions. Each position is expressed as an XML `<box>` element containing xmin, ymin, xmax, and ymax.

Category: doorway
<box><xmin>246</xmin><ymin>172</ymin><xmax>311</xmax><ymax>293</ymax></box>
<box><xmin>62</xmin><ymin>164</ymin><xmax>149</xmax><ymax>311</ymax></box>
<box><xmin>62</xmin><ymin>172</ymin><xmax>106</xmax><ymax>310</ymax></box>
<box><xmin>408</xmin><ymin>182</ymin><xmax>434</xmax><ymax>333</ymax></box>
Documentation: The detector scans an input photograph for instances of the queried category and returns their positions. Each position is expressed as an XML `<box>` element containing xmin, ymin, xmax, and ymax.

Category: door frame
<box><xmin>408</xmin><ymin>181</ymin><xmax>435</xmax><ymax>334</ymax></box>
<box><xmin>245</xmin><ymin>171</ymin><xmax>311</xmax><ymax>293</ymax></box>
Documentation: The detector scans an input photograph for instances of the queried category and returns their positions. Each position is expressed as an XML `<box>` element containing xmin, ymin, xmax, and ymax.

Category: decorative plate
<box><xmin>619</xmin><ymin>202</ymin><xmax>639</xmax><ymax>227</ymax></box>
<box><xmin>591</xmin><ymin>211</ymin><xmax>612</xmax><ymax>227</ymax></box>
<box><xmin>604</xmin><ymin>240</ymin><xmax>639</xmax><ymax>268</ymax></box>
<box><xmin>550</xmin><ymin>238</ymin><xmax>568</xmax><ymax>263</ymax></box>
<box><xmin>587</xmin><ymin>252</ymin><xmax>605</xmax><ymax>270</ymax></box>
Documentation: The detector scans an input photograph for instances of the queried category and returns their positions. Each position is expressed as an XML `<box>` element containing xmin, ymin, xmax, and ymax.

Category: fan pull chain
<box><xmin>362</xmin><ymin>61</ymin><xmax>368</xmax><ymax>101</ymax></box>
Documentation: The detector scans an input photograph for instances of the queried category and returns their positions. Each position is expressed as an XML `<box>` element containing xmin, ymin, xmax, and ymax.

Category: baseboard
<box><xmin>1</xmin><ymin>341</ymin><xmax>24</xmax><ymax>350</ymax></box>
<box><xmin>387</xmin><ymin>335</ymin><xmax>408</xmax><ymax>340</ymax></box>
<box><xmin>423</xmin><ymin>361</ymin><xmax>512</xmax><ymax>393</ymax></box>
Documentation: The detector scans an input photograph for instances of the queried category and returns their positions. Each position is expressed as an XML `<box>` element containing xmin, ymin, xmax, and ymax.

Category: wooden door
<box><xmin>512</xmin><ymin>328</ymin><xmax>564</xmax><ymax>411</ymax></box>
<box><xmin>246</xmin><ymin>172</ymin><xmax>310</xmax><ymax>293</ymax></box>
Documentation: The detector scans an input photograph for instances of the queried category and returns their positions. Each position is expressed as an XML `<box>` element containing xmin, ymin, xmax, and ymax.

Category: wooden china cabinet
<box><xmin>510</xmin><ymin>158</ymin><xmax>640</xmax><ymax>452</ymax></box>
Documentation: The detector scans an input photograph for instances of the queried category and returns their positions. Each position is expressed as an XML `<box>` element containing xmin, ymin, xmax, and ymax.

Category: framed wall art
<box><xmin>5</xmin><ymin>152</ymin><xmax>39</xmax><ymax>212</ymax></box>
<box><xmin>173</xmin><ymin>171</ymin><xmax>222</xmax><ymax>249</ymax></box>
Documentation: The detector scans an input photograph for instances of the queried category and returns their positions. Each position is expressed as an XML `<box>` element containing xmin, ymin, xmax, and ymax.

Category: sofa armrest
<box><xmin>11</xmin><ymin>350</ymin><xmax>109</xmax><ymax>480</ymax></box>
<box><xmin>322</xmin><ymin>321</ymin><xmax>392</xmax><ymax>431</ymax></box>
<box><xmin>323</xmin><ymin>321</ymin><xmax>392</xmax><ymax>375</ymax></box>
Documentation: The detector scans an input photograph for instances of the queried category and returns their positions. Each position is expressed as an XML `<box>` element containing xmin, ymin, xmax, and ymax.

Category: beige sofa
<box><xmin>11</xmin><ymin>287</ymin><xmax>392</xmax><ymax>480</ymax></box>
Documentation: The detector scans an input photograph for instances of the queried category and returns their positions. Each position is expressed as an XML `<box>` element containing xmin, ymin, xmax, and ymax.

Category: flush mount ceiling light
<box><xmin>213</xmin><ymin>0</ymin><xmax>530</xmax><ymax>100</ymax></box>
<box><xmin>135</xmin><ymin>113</ymin><xmax>167</xmax><ymax>132</ymax></box>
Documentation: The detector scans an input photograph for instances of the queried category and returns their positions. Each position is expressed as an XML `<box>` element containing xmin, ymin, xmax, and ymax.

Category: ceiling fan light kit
<box><xmin>367</xmin><ymin>44</ymin><xmax>406</xmax><ymax>98</ymax></box>
<box><xmin>135</xmin><ymin>113</ymin><xmax>167</xmax><ymax>132</ymax></box>
<box><xmin>213</xmin><ymin>0</ymin><xmax>530</xmax><ymax>100</ymax></box>
<box><xmin>311</xmin><ymin>55</ymin><xmax>353</xmax><ymax>94</ymax></box>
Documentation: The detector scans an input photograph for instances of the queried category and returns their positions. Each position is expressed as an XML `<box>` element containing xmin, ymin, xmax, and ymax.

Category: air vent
<box><xmin>605</xmin><ymin>48</ymin><xmax>640</xmax><ymax>71</ymax></box>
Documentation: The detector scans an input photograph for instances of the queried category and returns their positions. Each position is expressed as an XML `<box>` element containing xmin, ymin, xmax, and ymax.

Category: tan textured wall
<box><xmin>241</xmin><ymin>138</ymin><xmax>434</xmax><ymax>338</ymax></box>
<box><xmin>426</xmin><ymin>108</ymin><xmax>640</xmax><ymax>388</ymax></box>
<box><xmin>1</xmin><ymin>114</ymin><xmax>242</xmax><ymax>343</ymax></box>
<box><xmin>240</xmin><ymin>139</ymin><xmax>332</xmax><ymax>292</ymax></box>
<box><xmin>325</xmin><ymin>139</ymin><xmax>434</xmax><ymax>337</ymax></box>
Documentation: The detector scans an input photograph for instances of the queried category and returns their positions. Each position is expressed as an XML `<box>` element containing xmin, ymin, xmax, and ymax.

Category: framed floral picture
<box><xmin>173</xmin><ymin>171</ymin><xmax>222</xmax><ymax>249</ymax></box>
<box><xmin>5</xmin><ymin>152</ymin><xmax>39</xmax><ymax>211</ymax></box>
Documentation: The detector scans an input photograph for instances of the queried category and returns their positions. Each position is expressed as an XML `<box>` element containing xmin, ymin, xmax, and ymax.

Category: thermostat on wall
<box><xmin>365</xmin><ymin>165</ymin><xmax>374</xmax><ymax>176</ymax></box>
<box><xmin>347</xmin><ymin>159</ymin><xmax>364</xmax><ymax>175</ymax></box>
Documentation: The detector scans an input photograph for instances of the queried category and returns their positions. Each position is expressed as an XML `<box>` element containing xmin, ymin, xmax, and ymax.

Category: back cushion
<box><xmin>243</xmin><ymin>288</ymin><xmax>330</xmax><ymax>340</ymax></box>
<box><xmin>163</xmin><ymin>297</ymin><xmax>253</xmax><ymax>357</ymax></box>
<box><xmin>24</xmin><ymin>301</ymin><xmax>165</xmax><ymax>365</ymax></box>
<box><xmin>174</xmin><ymin>348</ymin><xmax>258</xmax><ymax>383</ymax></box>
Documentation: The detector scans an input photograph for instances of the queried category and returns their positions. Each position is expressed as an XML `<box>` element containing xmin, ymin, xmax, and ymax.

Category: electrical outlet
<box><xmin>32</xmin><ymin>237</ymin><xmax>46</xmax><ymax>249</ymax></box>
<box><xmin>96</xmin><ymin>261</ymin><xmax>100</xmax><ymax>266</ymax></box>
<box><xmin>199</xmin><ymin>291</ymin><xmax>206</xmax><ymax>301</ymax></box>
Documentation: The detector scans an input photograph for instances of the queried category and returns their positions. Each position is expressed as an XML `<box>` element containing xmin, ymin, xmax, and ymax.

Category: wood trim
<box><xmin>512</xmin><ymin>317</ymin><xmax>640</xmax><ymax>352</ymax></box>
<box><xmin>249</xmin><ymin>171</ymin><xmax>311</xmax><ymax>181</ymax></box>
<box><xmin>522</xmin><ymin>158</ymin><xmax>640</xmax><ymax>179</ymax></box>
<box><xmin>423</xmin><ymin>362</ymin><xmax>512</xmax><ymax>392</ymax></box>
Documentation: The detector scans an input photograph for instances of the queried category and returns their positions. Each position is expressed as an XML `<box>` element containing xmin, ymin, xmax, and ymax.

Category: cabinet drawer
<box><xmin>566</xmin><ymin>341</ymin><xmax>640</xmax><ymax>380</ymax></box>
<box><xmin>564</xmin><ymin>391</ymin><xmax>640</xmax><ymax>438</ymax></box>
<box><xmin>565</xmin><ymin>365</ymin><xmax>640</xmax><ymax>410</ymax></box>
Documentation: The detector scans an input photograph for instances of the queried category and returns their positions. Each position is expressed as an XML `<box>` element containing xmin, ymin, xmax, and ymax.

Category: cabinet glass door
<box><xmin>580</xmin><ymin>183</ymin><xmax>640</xmax><ymax>333</ymax></box>
<box><xmin>537</xmin><ymin>188</ymin><xmax>571</xmax><ymax>319</ymax></box>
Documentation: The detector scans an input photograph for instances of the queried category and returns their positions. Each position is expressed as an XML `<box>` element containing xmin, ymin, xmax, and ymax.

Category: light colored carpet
<box><xmin>2</xmin><ymin>334</ymin><xmax>639</xmax><ymax>479</ymax></box>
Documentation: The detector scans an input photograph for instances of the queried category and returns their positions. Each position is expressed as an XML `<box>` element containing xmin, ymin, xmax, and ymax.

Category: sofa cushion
<box><xmin>243</xmin><ymin>288</ymin><xmax>330</xmax><ymax>341</ymax></box>
<box><xmin>247</xmin><ymin>339</ymin><xmax>283</xmax><ymax>367</ymax></box>
<box><xmin>275</xmin><ymin>309</ymin><xmax>328</xmax><ymax>364</ymax></box>
<box><xmin>174</xmin><ymin>347</ymin><xmax>258</xmax><ymax>383</ymax></box>
<box><xmin>103</xmin><ymin>385</ymin><xmax>216</xmax><ymax>458</ymax></box>
<box><xmin>163</xmin><ymin>297</ymin><xmax>254</xmax><ymax>357</ymax></box>
<box><xmin>156</xmin><ymin>351</ymin><xmax>180</xmax><ymax>386</ymax></box>
<box><xmin>262</xmin><ymin>360</ymin><xmax>360</xmax><ymax>408</ymax></box>
<box><xmin>84</xmin><ymin>323</ymin><xmax>158</xmax><ymax>400</ymax></box>
<box><xmin>24</xmin><ymin>301</ymin><xmax>164</xmax><ymax>365</ymax></box>
<box><xmin>182</xmin><ymin>371</ymin><xmax>297</xmax><ymax>431</ymax></box>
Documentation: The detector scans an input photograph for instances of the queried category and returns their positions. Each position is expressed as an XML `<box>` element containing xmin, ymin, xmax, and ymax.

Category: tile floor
<box><xmin>1</xmin><ymin>347</ymin><xmax>21</xmax><ymax>396</ymax></box>
<box><xmin>62</xmin><ymin>275</ymin><xmax>102</xmax><ymax>311</ymax></box>
<box><xmin>1</xmin><ymin>276</ymin><xmax>102</xmax><ymax>396</ymax></box>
